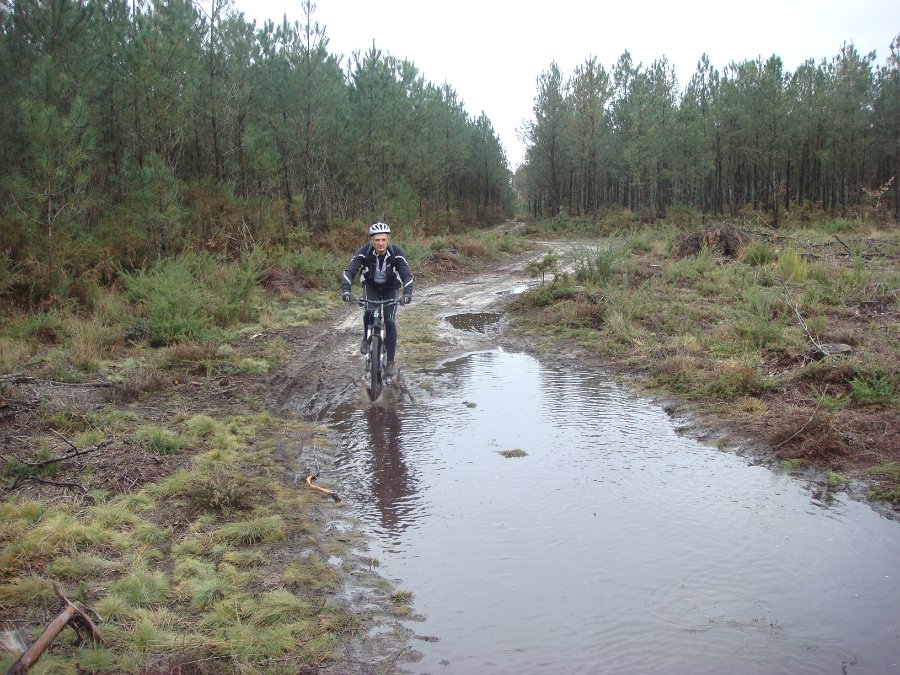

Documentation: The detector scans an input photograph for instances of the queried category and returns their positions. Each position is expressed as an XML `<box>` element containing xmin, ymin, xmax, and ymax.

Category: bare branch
<box><xmin>765</xmin><ymin>273</ymin><xmax>827</xmax><ymax>353</ymax></box>
<box><xmin>0</xmin><ymin>374</ymin><xmax>113</xmax><ymax>388</ymax></box>
<box><xmin>5</xmin><ymin>439</ymin><xmax>112</xmax><ymax>469</ymax></box>
<box><xmin>50</xmin><ymin>428</ymin><xmax>78</xmax><ymax>452</ymax></box>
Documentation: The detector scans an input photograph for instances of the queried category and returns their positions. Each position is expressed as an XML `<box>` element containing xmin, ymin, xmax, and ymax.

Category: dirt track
<box><xmin>267</xmin><ymin>241</ymin><xmax>546</xmax><ymax>421</ymax></box>
<box><xmin>266</xmin><ymin>229</ymin><xmax>898</xmax><ymax>519</ymax></box>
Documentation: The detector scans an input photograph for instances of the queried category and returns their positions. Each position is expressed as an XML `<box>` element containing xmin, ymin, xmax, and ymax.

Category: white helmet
<box><xmin>368</xmin><ymin>222</ymin><xmax>391</xmax><ymax>236</ymax></box>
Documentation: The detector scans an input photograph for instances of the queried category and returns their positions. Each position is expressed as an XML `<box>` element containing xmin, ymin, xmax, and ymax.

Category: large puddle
<box><xmin>328</xmin><ymin>350</ymin><xmax>899</xmax><ymax>673</ymax></box>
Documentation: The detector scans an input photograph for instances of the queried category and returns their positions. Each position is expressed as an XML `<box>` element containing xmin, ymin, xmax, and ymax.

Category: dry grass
<box><xmin>0</xmin><ymin>338</ymin><xmax>30</xmax><ymax>374</ymax></box>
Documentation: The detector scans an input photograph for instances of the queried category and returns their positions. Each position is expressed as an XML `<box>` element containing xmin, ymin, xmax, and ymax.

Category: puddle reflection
<box><xmin>362</xmin><ymin>405</ymin><xmax>418</xmax><ymax>537</ymax></box>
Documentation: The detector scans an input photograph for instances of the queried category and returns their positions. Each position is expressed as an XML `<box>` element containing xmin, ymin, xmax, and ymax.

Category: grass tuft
<box><xmin>76</xmin><ymin>645</ymin><xmax>118</xmax><ymax>673</ymax></box>
<box><xmin>284</xmin><ymin>555</ymin><xmax>340</xmax><ymax>591</ymax></box>
<box><xmin>0</xmin><ymin>575</ymin><xmax>56</xmax><ymax>608</ymax></box>
<box><xmin>135</xmin><ymin>425</ymin><xmax>184</xmax><ymax>455</ymax></box>
<box><xmin>109</xmin><ymin>566</ymin><xmax>169</xmax><ymax>608</ymax></box>
<box><xmin>214</xmin><ymin>515</ymin><xmax>285</xmax><ymax>546</ymax></box>
<box><xmin>49</xmin><ymin>554</ymin><xmax>121</xmax><ymax>580</ymax></box>
<box><xmin>250</xmin><ymin>589</ymin><xmax>312</xmax><ymax>626</ymax></box>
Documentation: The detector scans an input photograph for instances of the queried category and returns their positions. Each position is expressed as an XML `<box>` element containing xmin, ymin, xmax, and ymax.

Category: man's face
<box><xmin>371</xmin><ymin>234</ymin><xmax>389</xmax><ymax>254</ymax></box>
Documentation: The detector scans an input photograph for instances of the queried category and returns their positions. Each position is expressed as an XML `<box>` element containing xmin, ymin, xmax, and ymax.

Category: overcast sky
<box><xmin>229</xmin><ymin>0</ymin><xmax>898</xmax><ymax>169</ymax></box>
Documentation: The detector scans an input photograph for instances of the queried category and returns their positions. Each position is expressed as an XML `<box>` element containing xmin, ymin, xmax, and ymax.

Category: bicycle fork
<box><xmin>366</xmin><ymin>309</ymin><xmax>383</xmax><ymax>374</ymax></box>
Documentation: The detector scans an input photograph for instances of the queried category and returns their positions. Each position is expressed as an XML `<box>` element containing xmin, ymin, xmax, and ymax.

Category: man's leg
<box><xmin>361</xmin><ymin>284</ymin><xmax>376</xmax><ymax>353</ymax></box>
<box><xmin>383</xmin><ymin>287</ymin><xmax>400</xmax><ymax>365</ymax></box>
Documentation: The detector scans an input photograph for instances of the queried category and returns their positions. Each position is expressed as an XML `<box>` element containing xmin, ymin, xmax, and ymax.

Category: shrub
<box><xmin>821</xmin><ymin>218</ymin><xmax>855</xmax><ymax>234</ymax></box>
<box><xmin>124</xmin><ymin>259</ymin><xmax>211</xmax><ymax>346</ymax></box>
<box><xmin>744</xmin><ymin>240</ymin><xmax>776</xmax><ymax>266</ymax></box>
<box><xmin>211</xmin><ymin>252</ymin><xmax>263</xmax><ymax>326</ymax></box>
<box><xmin>573</xmin><ymin>244</ymin><xmax>624</xmax><ymax>284</ymax></box>
<box><xmin>526</xmin><ymin>254</ymin><xmax>558</xmax><ymax>284</ymax></box>
<box><xmin>776</xmin><ymin>248</ymin><xmax>808</xmax><ymax>283</ymax></box>
<box><xmin>850</xmin><ymin>367</ymin><xmax>898</xmax><ymax>407</ymax></box>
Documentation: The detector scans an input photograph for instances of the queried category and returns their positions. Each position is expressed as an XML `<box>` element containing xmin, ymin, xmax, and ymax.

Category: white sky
<box><xmin>229</xmin><ymin>0</ymin><xmax>899</xmax><ymax>169</ymax></box>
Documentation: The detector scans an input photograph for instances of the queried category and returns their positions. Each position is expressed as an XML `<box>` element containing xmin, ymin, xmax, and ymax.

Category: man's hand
<box><xmin>342</xmin><ymin>292</ymin><xmax>351</xmax><ymax>303</ymax></box>
<box><xmin>401</xmin><ymin>294</ymin><xmax>412</xmax><ymax>305</ymax></box>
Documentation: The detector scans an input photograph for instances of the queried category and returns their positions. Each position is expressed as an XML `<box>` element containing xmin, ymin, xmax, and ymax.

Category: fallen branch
<box><xmin>0</xmin><ymin>374</ymin><xmax>113</xmax><ymax>388</ymax></box>
<box><xmin>772</xmin><ymin>398</ymin><xmax>823</xmax><ymax>450</ymax></box>
<box><xmin>0</xmin><ymin>375</ymin><xmax>36</xmax><ymax>385</ymax></box>
<box><xmin>306</xmin><ymin>473</ymin><xmax>341</xmax><ymax>502</ymax></box>
<box><xmin>49</xmin><ymin>429</ymin><xmax>78</xmax><ymax>451</ymax></box>
<box><xmin>7</xmin><ymin>439</ymin><xmax>112</xmax><ymax>469</ymax></box>
<box><xmin>7</xmin><ymin>585</ymin><xmax>105</xmax><ymax>674</ymax></box>
<box><xmin>766</xmin><ymin>273</ymin><xmax>827</xmax><ymax>354</ymax></box>
<box><xmin>832</xmin><ymin>234</ymin><xmax>854</xmax><ymax>256</ymax></box>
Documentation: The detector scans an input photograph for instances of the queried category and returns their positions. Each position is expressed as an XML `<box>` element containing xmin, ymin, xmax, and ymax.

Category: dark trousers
<box><xmin>363</xmin><ymin>284</ymin><xmax>399</xmax><ymax>361</ymax></box>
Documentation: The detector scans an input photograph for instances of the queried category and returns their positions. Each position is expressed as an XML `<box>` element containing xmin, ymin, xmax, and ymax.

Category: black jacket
<box><xmin>341</xmin><ymin>243</ymin><xmax>414</xmax><ymax>295</ymax></box>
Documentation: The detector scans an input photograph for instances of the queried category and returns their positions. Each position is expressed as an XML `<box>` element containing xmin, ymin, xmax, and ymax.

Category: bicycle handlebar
<box><xmin>354</xmin><ymin>297</ymin><xmax>402</xmax><ymax>307</ymax></box>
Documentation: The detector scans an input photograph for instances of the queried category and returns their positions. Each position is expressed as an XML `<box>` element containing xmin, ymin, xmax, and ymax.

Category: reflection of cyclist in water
<box><xmin>365</xmin><ymin>405</ymin><xmax>416</xmax><ymax>534</ymax></box>
<box><xmin>341</xmin><ymin>222</ymin><xmax>413</xmax><ymax>378</ymax></box>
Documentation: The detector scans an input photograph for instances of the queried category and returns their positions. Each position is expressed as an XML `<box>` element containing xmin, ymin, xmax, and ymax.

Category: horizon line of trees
<box><xmin>521</xmin><ymin>38</ymin><xmax>900</xmax><ymax>225</ymax></box>
<box><xmin>0</xmin><ymin>0</ymin><xmax>515</xmax><ymax>272</ymax></box>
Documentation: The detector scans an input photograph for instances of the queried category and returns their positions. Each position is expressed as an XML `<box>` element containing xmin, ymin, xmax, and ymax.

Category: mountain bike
<box><xmin>355</xmin><ymin>297</ymin><xmax>401</xmax><ymax>401</ymax></box>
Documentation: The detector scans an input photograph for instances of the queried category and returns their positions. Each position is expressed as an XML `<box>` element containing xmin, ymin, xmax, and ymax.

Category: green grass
<box><xmin>825</xmin><ymin>470</ymin><xmax>849</xmax><ymax>487</ymax></box>
<box><xmin>0</xmin><ymin>575</ymin><xmax>57</xmax><ymax>609</ymax></box>
<box><xmin>776</xmin><ymin>247</ymin><xmax>808</xmax><ymax>283</ymax></box>
<box><xmin>109</xmin><ymin>566</ymin><xmax>170</xmax><ymax>607</ymax></box>
<box><xmin>744</xmin><ymin>240</ymin><xmax>777</xmax><ymax>266</ymax></box>
<box><xmin>865</xmin><ymin>461</ymin><xmax>900</xmax><ymax>503</ymax></box>
<box><xmin>850</xmin><ymin>366</ymin><xmax>898</xmax><ymax>406</ymax></box>
<box><xmin>249</xmin><ymin>589</ymin><xmax>312</xmax><ymax>626</ymax></box>
<box><xmin>135</xmin><ymin>425</ymin><xmax>184</xmax><ymax>455</ymax></box>
<box><xmin>573</xmin><ymin>244</ymin><xmax>625</xmax><ymax>284</ymax></box>
<box><xmin>214</xmin><ymin>515</ymin><xmax>285</xmax><ymax>546</ymax></box>
<box><xmin>284</xmin><ymin>556</ymin><xmax>341</xmax><ymax>591</ymax></box>
<box><xmin>49</xmin><ymin>554</ymin><xmax>122</xmax><ymax>580</ymax></box>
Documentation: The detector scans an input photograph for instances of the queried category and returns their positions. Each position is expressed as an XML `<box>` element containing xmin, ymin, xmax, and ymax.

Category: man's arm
<box><xmin>341</xmin><ymin>245</ymin><xmax>368</xmax><ymax>294</ymax></box>
<box><xmin>393</xmin><ymin>245</ymin><xmax>414</xmax><ymax>297</ymax></box>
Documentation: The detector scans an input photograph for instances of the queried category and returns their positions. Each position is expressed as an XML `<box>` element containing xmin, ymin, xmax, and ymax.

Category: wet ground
<box><xmin>282</xmin><ymin>245</ymin><xmax>900</xmax><ymax>674</ymax></box>
<box><xmin>325</xmin><ymin>344</ymin><xmax>899</xmax><ymax>674</ymax></box>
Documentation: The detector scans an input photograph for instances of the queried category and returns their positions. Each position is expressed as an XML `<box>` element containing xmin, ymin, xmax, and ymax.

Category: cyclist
<box><xmin>341</xmin><ymin>222</ymin><xmax>413</xmax><ymax>377</ymax></box>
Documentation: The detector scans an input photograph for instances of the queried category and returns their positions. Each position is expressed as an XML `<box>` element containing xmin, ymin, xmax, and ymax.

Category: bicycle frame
<box><xmin>354</xmin><ymin>297</ymin><xmax>400</xmax><ymax>399</ymax></box>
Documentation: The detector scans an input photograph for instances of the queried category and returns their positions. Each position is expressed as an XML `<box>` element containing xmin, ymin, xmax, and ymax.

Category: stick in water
<box><xmin>306</xmin><ymin>474</ymin><xmax>341</xmax><ymax>502</ymax></box>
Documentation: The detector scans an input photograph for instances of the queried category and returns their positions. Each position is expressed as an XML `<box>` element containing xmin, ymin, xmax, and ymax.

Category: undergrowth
<box><xmin>511</xmin><ymin>214</ymin><xmax>899</xmax><ymax>501</ymax></box>
<box><xmin>0</xmin><ymin>414</ymin><xmax>364</xmax><ymax>673</ymax></box>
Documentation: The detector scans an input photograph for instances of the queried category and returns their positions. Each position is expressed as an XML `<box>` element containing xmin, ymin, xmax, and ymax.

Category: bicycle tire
<box><xmin>369</xmin><ymin>334</ymin><xmax>382</xmax><ymax>400</ymax></box>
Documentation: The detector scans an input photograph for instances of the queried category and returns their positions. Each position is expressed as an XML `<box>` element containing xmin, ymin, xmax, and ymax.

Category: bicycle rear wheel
<box><xmin>369</xmin><ymin>334</ymin><xmax>382</xmax><ymax>400</ymax></box>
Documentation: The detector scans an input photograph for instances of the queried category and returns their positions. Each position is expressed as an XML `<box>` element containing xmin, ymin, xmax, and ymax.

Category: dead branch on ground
<box><xmin>3</xmin><ymin>439</ymin><xmax>112</xmax><ymax>469</ymax></box>
<box><xmin>7</xmin><ymin>585</ymin><xmax>105</xmax><ymax>674</ymax></box>
<box><xmin>0</xmin><ymin>374</ymin><xmax>113</xmax><ymax>388</ymax></box>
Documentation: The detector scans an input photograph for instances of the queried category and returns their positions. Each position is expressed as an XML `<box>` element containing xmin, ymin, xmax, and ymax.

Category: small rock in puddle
<box><xmin>498</xmin><ymin>449</ymin><xmax>528</xmax><ymax>458</ymax></box>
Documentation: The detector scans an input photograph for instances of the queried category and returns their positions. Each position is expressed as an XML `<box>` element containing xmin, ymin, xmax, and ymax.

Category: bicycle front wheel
<box><xmin>369</xmin><ymin>333</ymin><xmax>382</xmax><ymax>400</ymax></box>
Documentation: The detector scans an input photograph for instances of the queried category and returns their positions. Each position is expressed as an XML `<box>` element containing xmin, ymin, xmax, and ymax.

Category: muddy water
<box><xmin>328</xmin><ymin>348</ymin><xmax>899</xmax><ymax>674</ymax></box>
